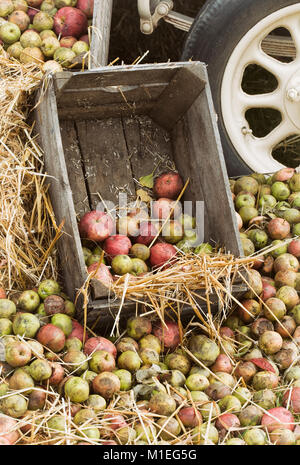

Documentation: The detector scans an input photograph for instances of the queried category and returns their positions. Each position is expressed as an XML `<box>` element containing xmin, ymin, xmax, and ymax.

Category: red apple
<box><xmin>178</xmin><ymin>408</ymin><xmax>202</xmax><ymax>428</ymax></box>
<box><xmin>261</xmin><ymin>280</ymin><xmax>277</xmax><ymax>301</ymax></box>
<box><xmin>76</xmin><ymin>0</ymin><xmax>93</xmax><ymax>18</ymax></box>
<box><xmin>273</xmin><ymin>168</ymin><xmax>295</xmax><ymax>182</ymax></box>
<box><xmin>104</xmin><ymin>235</ymin><xmax>132</xmax><ymax>258</ymax></box>
<box><xmin>0</xmin><ymin>415</ymin><xmax>20</xmax><ymax>444</ymax></box>
<box><xmin>153</xmin><ymin>320</ymin><xmax>180</xmax><ymax>350</ymax></box>
<box><xmin>152</xmin><ymin>198</ymin><xmax>181</xmax><ymax>220</ymax></box>
<box><xmin>288</xmin><ymin>239</ymin><xmax>300</xmax><ymax>258</ymax></box>
<box><xmin>0</xmin><ymin>288</ymin><xmax>6</xmax><ymax>299</ymax></box>
<box><xmin>211</xmin><ymin>354</ymin><xmax>233</xmax><ymax>374</ymax></box>
<box><xmin>79</xmin><ymin>210</ymin><xmax>114</xmax><ymax>242</ymax></box>
<box><xmin>79</xmin><ymin>33</ymin><xmax>89</xmax><ymax>44</ymax></box>
<box><xmin>136</xmin><ymin>222</ymin><xmax>158</xmax><ymax>246</ymax></box>
<box><xmin>48</xmin><ymin>362</ymin><xmax>65</xmax><ymax>386</ymax></box>
<box><xmin>283</xmin><ymin>387</ymin><xmax>300</xmax><ymax>413</ymax></box>
<box><xmin>215</xmin><ymin>413</ymin><xmax>240</xmax><ymax>431</ymax></box>
<box><xmin>87</xmin><ymin>263</ymin><xmax>113</xmax><ymax>288</ymax></box>
<box><xmin>219</xmin><ymin>327</ymin><xmax>235</xmax><ymax>340</ymax></box>
<box><xmin>236</xmin><ymin>212</ymin><xmax>243</xmax><ymax>230</ymax></box>
<box><xmin>252</xmin><ymin>256</ymin><xmax>264</xmax><ymax>270</ymax></box>
<box><xmin>68</xmin><ymin>320</ymin><xmax>86</xmax><ymax>342</ymax></box>
<box><xmin>84</xmin><ymin>336</ymin><xmax>117</xmax><ymax>358</ymax></box>
<box><xmin>60</xmin><ymin>35</ymin><xmax>76</xmax><ymax>48</ymax></box>
<box><xmin>53</xmin><ymin>7</ymin><xmax>88</xmax><ymax>38</ymax></box>
<box><xmin>261</xmin><ymin>407</ymin><xmax>295</xmax><ymax>432</ymax></box>
<box><xmin>149</xmin><ymin>242</ymin><xmax>177</xmax><ymax>267</ymax></box>
<box><xmin>37</xmin><ymin>324</ymin><xmax>66</xmax><ymax>353</ymax></box>
<box><xmin>153</xmin><ymin>172</ymin><xmax>184</xmax><ymax>199</ymax></box>
<box><xmin>27</xmin><ymin>7</ymin><xmax>38</xmax><ymax>22</ymax></box>
<box><xmin>267</xmin><ymin>218</ymin><xmax>290</xmax><ymax>240</ymax></box>
<box><xmin>103</xmin><ymin>413</ymin><xmax>127</xmax><ymax>430</ymax></box>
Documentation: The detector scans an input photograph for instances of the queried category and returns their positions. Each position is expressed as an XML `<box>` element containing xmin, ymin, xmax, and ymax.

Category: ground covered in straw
<box><xmin>0</xmin><ymin>52</ymin><xmax>58</xmax><ymax>293</ymax></box>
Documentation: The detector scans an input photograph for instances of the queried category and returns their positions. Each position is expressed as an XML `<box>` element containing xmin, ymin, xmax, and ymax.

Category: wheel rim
<box><xmin>221</xmin><ymin>4</ymin><xmax>300</xmax><ymax>173</ymax></box>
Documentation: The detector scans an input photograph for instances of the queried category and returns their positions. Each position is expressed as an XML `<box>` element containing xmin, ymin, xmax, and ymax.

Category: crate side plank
<box><xmin>34</xmin><ymin>84</ymin><xmax>87</xmax><ymax>302</ymax></box>
<box><xmin>54</xmin><ymin>65</ymin><xmax>180</xmax><ymax>92</ymax></box>
<box><xmin>56</xmin><ymin>84</ymin><xmax>168</xmax><ymax>109</ymax></box>
<box><xmin>57</xmin><ymin>101</ymin><xmax>153</xmax><ymax>121</ymax></box>
<box><xmin>185</xmin><ymin>88</ymin><xmax>243</xmax><ymax>256</ymax></box>
<box><xmin>150</xmin><ymin>64</ymin><xmax>207</xmax><ymax>131</ymax></box>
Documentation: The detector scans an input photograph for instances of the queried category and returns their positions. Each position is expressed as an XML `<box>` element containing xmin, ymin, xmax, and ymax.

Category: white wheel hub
<box><xmin>221</xmin><ymin>4</ymin><xmax>300</xmax><ymax>173</ymax></box>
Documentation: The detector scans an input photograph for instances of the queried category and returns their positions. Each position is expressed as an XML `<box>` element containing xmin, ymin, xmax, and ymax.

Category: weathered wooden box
<box><xmin>34</xmin><ymin>62</ymin><xmax>244</xmax><ymax>328</ymax></box>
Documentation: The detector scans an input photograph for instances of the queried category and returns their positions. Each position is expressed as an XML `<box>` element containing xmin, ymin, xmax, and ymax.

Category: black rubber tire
<box><xmin>182</xmin><ymin>0</ymin><xmax>300</xmax><ymax>177</ymax></box>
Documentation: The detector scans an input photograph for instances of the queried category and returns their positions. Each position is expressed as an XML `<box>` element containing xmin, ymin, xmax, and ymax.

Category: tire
<box><xmin>182</xmin><ymin>0</ymin><xmax>300</xmax><ymax>177</ymax></box>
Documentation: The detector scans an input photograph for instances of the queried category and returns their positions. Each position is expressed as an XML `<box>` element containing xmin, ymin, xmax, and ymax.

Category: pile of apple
<box><xmin>0</xmin><ymin>0</ymin><xmax>93</xmax><ymax>71</ymax></box>
<box><xmin>2</xmin><ymin>276</ymin><xmax>300</xmax><ymax>445</ymax></box>
<box><xmin>79</xmin><ymin>171</ymin><xmax>213</xmax><ymax>288</ymax></box>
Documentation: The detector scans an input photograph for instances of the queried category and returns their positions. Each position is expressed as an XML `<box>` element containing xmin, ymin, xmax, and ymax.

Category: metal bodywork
<box><xmin>137</xmin><ymin>0</ymin><xmax>193</xmax><ymax>33</ymax></box>
<box><xmin>137</xmin><ymin>0</ymin><xmax>295</xmax><ymax>59</ymax></box>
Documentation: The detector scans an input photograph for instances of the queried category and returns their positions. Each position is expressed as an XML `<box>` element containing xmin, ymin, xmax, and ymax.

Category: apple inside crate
<box><xmin>34</xmin><ymin>62</ymin><xmax>243</xmax><ymax>328</ymax></box>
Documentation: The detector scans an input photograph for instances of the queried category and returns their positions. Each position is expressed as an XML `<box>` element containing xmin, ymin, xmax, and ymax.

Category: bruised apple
<box><xmin>60</xmin><ymin>35</ymin><xmax>76</xmax><ymax>47</ymax></box>
<box><xmin>0</xmin><ymin>415</ymin><xmax>20</xmax><ymax>444</ymax></box>
<box><xmin>153</xmin><ymin>320</ymin><xmax>180</xmax><ymax>350</ymax></box>
<box><xmin>37</xmin><ymin>324</ymin><xmax>66</xmax><ymax>352</ymax></box>
<box><xmin>8</xmin><ymin>10</ymin><xmax>30</xmax><ymax>32</ymax></box>
<box><xmin>92</xmin><ymin>372</ymin><xmax>120</xmax><ymax>399</ymax></box>
<box><xmin>53</xmin><ymin>6</ymin><xmax>88</xmax><ymax>38</ymax></box>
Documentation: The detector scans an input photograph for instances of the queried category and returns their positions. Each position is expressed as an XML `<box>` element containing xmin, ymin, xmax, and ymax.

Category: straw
<box><xmin>0</xmin><ymin>49</ymin><xmax>59</xmax><ymax>291</ymax></box>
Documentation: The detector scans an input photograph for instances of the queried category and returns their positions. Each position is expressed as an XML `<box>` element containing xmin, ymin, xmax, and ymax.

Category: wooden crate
<box><xmin>34</xmin><ymin>62</ymin><xmax>244</xmax><ymax>328</ymax></box>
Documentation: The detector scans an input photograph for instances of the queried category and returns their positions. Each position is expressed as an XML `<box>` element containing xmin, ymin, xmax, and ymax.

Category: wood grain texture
<box><xmin>75</xmin><ymin>117</ymin><xmax>136</xmax><ymax>210</ymax></box>
<box><xmin>60</xmin><ymin>120</ymin><xmax>90</xmax><ymax>218</ymax></box>
<box><xmin>150</xmin><ymin>64</ymin><xmax>207</xmax><ymax>131</ymax></box>
<box><xmin>57</xmin><ymin>101</ymin><xmax>153</xmax><ymax>121</ymax></box>
<box><xmin>56</xmin><ymin>84</ymin><xmax>168</xmax><ymax>109</ymax></box>
<box><xmin>54</xmin><ymin>64</ymin><xmax>181</xmax><ymax>91</ymax></box>
<box><xmin>123</xmin><ymin>115</ymin><xmax>174</xmax><ymax>181</ymax></box>
<box><xmin>90</xmin><ymin>0</ymin><xmax>113</xmax><ymax>67</ymax></box>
